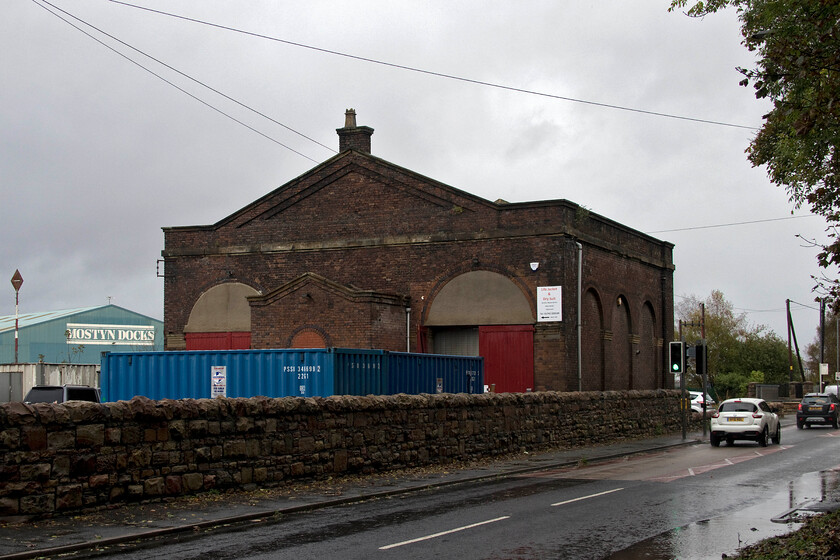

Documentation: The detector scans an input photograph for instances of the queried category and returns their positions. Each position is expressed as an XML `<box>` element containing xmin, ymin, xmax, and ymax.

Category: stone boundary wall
<box><xmin>0</xmin><ymin>390</ymin><xmax>688</xmax><ymax>518</ymax></box>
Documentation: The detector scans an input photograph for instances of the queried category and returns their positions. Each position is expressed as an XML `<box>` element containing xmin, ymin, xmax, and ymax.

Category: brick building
<box><xmin>161</xmin><ymin>110</ymin><xmax>675</xmax><ymax>392</ymax></box>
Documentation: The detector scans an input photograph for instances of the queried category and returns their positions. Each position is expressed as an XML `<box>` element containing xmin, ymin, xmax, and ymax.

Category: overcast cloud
<box><xmin>1</xmin><ymin>1</ymin><xmax>829</xmax><ymax>341</ymax></box>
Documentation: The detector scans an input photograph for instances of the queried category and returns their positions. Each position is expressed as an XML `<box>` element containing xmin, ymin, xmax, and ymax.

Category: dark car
<box><xmin>23</xmin><ymin>385</ymin><xmax>101</xmax><ymax>404</ymax></box>
<box><xmin>796</xmin><ymin>393</ymin><xmax>840</xmax><ymax>429</ymax></box>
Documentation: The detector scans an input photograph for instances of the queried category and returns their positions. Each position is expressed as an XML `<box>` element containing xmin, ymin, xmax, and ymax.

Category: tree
<box><xmin>805</xmin><ymin>313</ymin><xmax>840</xmax><ymax>383</ymax></box>
<box><xmin>669</xmin><ymin>0</ymin><xmax>840</xmax><ymax>308</ymax></box>
<box><xmin>677</xmin><ymin>290</ymin><xmax>792</xmax><ymax>397</ymax></box>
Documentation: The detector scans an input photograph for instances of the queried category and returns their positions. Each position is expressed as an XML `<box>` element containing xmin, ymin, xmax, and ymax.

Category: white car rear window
<box><xmin>720</xmin><ymin>402</ymin><xmax>757</xmax><ymax>413</ymax></box>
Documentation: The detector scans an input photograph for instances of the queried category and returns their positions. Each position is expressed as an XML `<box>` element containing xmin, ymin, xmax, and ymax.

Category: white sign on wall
<box><xmin>537</xmin><ymin>286</ymin><xmax>562</xmax><ymax>322</ymax></box>
<box><xmin>211</xmin><ymin>366</ymin><xmax>227</xmax><ymax>398</ymax></box>
<box><xmin>66</xmin><ymin>323</ymin><xmax>155</xmax><ymax>346</ymax></box>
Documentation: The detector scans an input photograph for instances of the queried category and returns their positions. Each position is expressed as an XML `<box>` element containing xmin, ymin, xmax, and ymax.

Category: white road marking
<box><xmin>378</xmin><ymin>516</ymin><xmax>511</xmax><ymax>550</ymax></box>
<box><xmin>551</xmin><ymin>487</ymin><xmax>624</xmax><ymax>507</ymax></box>
<box><xmin>648</xmin><ymin>445</ymin><xmax>793</xmax><ymax>482</ymax></box>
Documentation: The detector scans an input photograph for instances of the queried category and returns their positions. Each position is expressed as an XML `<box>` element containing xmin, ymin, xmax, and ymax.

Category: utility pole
<box><xmin>787</xmin><ymin>299</ymin><xmax>793</xmax><ymax>390</ymax></box>
<box><xmin>820</xmin><ymin>299</ymin><xmax>826</xmax><ymax>392</ymax></box>
<box><xmin>700</xmin><ymin>303</ymin><xmax>707</xmax><ymax>437</ymax></box>
<box><xmin>680</xmin><ymin>303</ymin><xmax>708</xmax><ymax>437</ymax></box>
<box><xmin>786</xmin><ymin>300</ymin><xmax>806</xmax><ymax>394</ymax></box>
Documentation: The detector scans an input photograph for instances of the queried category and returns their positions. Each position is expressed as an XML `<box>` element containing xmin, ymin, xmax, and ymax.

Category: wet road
<box><xmin>79</xmin><ymin>424</ymin><xmax>840</xmax><ymax>560</ymax></box>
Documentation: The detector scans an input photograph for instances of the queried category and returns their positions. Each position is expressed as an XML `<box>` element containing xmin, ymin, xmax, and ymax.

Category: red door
<box><xmin>479</xmin><ymin>325</ymin><xmax>534</xmax><ymax>393</ymax></box>
<box><xmin>185</xmin><ymin>332</ymin><xmax>251</xmax><ymax>350</ymax></box>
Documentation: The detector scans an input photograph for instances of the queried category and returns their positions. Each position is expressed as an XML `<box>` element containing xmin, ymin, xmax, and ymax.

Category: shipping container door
<box><xmin>478</xmin><ymin>325</ymin><xmax>534</xmax><ymax>393</ymax></box>
<box><xmin>185</xmin><ymin>332</ymin><xmax>251</xmax><ymax>350</ymax></box>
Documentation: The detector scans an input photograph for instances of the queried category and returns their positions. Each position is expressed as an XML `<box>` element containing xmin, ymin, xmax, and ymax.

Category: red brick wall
<box><xmin>162</xmin><ymin>151</ymin><xmax>675</xmax><ymax>391</ymax></box>
<box><xmin>249</xmin><ymin>280</ymin><xmax>407</xmax><ymax>351</ymax></box>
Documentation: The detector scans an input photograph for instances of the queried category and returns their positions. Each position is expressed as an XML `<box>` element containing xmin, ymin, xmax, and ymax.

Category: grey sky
<box><xmin>1</xmin><ymin>1</ymin><xmax>828</xmax><ymax>341</ymax></box>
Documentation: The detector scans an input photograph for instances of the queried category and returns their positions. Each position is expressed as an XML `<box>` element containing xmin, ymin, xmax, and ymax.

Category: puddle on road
<box><xmin>607</xmin><ymin>468</ymin><xmax>840</xmax><ymax>560</ymax></box>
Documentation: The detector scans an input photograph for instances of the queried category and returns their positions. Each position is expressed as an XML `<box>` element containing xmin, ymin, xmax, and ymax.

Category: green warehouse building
<box><xmin>0</xmin><ymin>305</ymin><xmax>163</xmax><ymax>365</ymax></box>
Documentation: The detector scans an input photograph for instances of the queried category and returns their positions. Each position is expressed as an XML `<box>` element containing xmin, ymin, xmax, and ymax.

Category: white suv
<box><xmin>710</xmin><ymin>398</ymin><xmax>781</xmax><ymax>447</ymax></box>
<box><xmin>689</xmin><ymin>391</ymin><xmax>715</xmax><ymax>414</ymax></box>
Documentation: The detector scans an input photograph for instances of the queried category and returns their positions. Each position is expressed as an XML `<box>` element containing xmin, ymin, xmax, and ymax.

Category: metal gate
<box><xmin>185</xmin><ymin>332</ymin><xmax>251</xmax><ymax>350</ymax></box>
<box><xmin>0</xmin><ymin>371</ymin><xmax>23</xmax><ymax>402</ymax></box>
<box><xmin>478</xmin><ymin>325</ymin><xmax>534</xmax><ymax>393</ymax></box>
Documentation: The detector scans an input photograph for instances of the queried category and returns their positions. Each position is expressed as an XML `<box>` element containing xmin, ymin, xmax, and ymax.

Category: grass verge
<box><xmin>732</xmin><ymin>510</ymin><xmax>840</xmax><ymax>559</ymax></box>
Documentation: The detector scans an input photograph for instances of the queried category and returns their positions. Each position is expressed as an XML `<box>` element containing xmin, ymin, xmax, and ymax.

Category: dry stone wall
<box><xmin>0</xmin><ymin>390</ymin><xmax>686</xmax><ymax>518</ymax></box>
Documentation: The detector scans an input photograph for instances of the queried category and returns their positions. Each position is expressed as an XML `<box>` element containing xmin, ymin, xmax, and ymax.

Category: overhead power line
<box><xmin>33</xmin><ymin>0</ymin><xmax>329</xmax><ymax>162</ymax></box>
<box><xmin>109</xmin><ymin>0</ymin><xmax>759</xmax><ymax>131</ymax></box>
<box><xmin>787</xmin><ymin>299</ymin><xmax>821</xmax><ymax>312</ymax></box>
<box><xmin>647</xmin><ymin>214</ymin><xmax>818</xmax><ymax>234</ymax></box>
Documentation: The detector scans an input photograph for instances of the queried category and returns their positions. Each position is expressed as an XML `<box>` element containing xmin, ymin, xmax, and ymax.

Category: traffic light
<box><xmin>695</xmin><ymin>343</ymin><xmax>706</xmax><ymax>374</ymax></box>
<box><xmin>669</xmin><ymin>341</ymin><xmax>685</xmax><ymax>374</ymax></box>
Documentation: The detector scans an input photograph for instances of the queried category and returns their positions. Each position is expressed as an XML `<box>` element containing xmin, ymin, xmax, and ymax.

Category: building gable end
<box><xmin>239</xmin><ymin>161</ymin><xmax>472</xmax><ymax>228</ymax></box>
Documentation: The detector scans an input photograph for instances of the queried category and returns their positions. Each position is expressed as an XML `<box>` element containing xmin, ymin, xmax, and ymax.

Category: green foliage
<box><xmin>714</xmin><ymin>371</ymin><xmax>746</xmax><ymax>399</ymax></box>
<box><xmin>714</xmin><ymin>370</ymin><xmax>763</xmax><ymax>399</ymax></box>
<box><xmin>669</xmin><ymin>0</ymin><xmax>840</xmax><ymax>309</ymax></box>
<box><xmin>805</xmin><ymin>313</ymin><xmax>839</xmax><ymax>383</ymax></box>
<box><xmin>677</xmin><ymin>290</ymin><xmax>793</xmax><ymax>395</ymax></box>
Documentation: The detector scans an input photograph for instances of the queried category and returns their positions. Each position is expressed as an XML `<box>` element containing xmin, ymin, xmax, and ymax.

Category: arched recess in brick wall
<box><xmin>425</xmin><ymin>270</ymin><xmax>535</xmax><ymax>393</ymax></box>
<box><xmin>637</xmin><ymin>302</ymin><xmax>659</xmax><ymax>389</ymax></box>
<box><xmin>425</xmin><ymin>270</ymin><xmax>534</xmax><ymax>325</ymax></box>
<box><xmin>610</xmin><ymin>295</ymin><xmax>633</xmax><ymax>390</ymax></box>
<box><xmin>581</xmin><ymin>288</ymin><xmax>605</xmax><ymax>391</ymax></box>
<box><xmin>288</xmin><ymin>327</ymin><xmax>328</xmax><ymax>349</ymax></box>
<box><xmin>184</xmin><ymin>282</ymin><xmax>259</xmax><ymax>350</ymax></box>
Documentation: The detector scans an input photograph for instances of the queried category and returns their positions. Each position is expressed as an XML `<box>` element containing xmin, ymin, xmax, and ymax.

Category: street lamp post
<box><xmin>11</xmin><ymin>270</ymin><xmax>23</xmax><ymax>364</ymax></box>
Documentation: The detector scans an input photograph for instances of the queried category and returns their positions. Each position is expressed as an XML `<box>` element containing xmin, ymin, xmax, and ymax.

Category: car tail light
<box><xmin>831</xmin><ymin>404</ymin><xmax>836</xmax><ymax>412</ymax></box>
<box><xmin>798</xmin><ymin>403</ymin><xmax>803</xmax><ymax>412</ymax></box>
<box><xmin>752</xmin><ymin>413</ymin><xmax>763</xmax><ymax>419</ymax></box>
<box><xmin>712</xmin><ymin>412</ymin><xmax>720</xmax><ymax>418</ymax></box>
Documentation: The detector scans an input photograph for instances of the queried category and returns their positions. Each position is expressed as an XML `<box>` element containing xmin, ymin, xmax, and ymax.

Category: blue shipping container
<box><xmin>101</xmin><ymin>349</ymin><xmax>335</xmax><ymax>402</ymax></box>
<box><xmin>101</xmin><ymin>348</ymin><xmax>483</xmax><ymax>402</ymax></box>
<box><xmin>331</xmin><ymin>348</ymin><xmax>388</xmax><ymax>395</ymax></box>
<box><xmin>387</xmin><ymin>352</ymin><xmax>483</xmax><ymax>395</ymax></box>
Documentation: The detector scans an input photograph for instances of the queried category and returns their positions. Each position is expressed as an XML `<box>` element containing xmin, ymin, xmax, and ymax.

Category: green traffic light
<box><xmin>669</xmin><ymin>341</ymin><xmax>684</xmax><ymax>373</ymax></box>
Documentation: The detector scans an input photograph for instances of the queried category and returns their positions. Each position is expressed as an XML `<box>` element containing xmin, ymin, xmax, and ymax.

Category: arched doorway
<box><xmin>425</xmin><ymin>270</ymin><xmax>535</xmax><ymax>392</ymax></box>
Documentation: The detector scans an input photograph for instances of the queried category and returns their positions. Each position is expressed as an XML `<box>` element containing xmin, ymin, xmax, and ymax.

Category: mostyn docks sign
<box><xmin>66</xmin><ymin>323</ymin><xmax>155</xmax><ymax>346</ymax></box>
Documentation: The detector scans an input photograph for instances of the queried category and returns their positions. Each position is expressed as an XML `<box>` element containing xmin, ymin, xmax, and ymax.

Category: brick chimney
<box><xmin>336</xmin><ymin>109</ymin><xmax>373</xmax><ymax>153</ymax></box>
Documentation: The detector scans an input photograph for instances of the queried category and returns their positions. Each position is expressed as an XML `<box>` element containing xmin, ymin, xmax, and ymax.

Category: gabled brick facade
<box><xmin>162</xmin><ymin>111</ymin><xmax>675</xmax><ymax>392</ymax></box>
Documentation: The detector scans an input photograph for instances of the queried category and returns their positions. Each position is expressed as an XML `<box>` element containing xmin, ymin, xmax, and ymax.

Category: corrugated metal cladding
<box><xmin>388</xmin><ymin>352</ymin><xmax>483</xmax><ymax>395</ymax></box>
<box><xmin>101</xmin><ymin>348</ymin><xmax>483</xmax><ymax>402</ymax></box>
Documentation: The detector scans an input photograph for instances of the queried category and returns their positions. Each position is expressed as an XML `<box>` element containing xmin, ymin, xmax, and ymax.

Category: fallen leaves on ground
<box><xmin>732</xmin><ymin>509</ymin><xmax>840</xmax><ymax>560</ymax></box>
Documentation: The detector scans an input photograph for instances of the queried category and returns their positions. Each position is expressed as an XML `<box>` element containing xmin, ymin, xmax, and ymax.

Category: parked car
<box><xmin>689</xmin><ymin>391</ymin><xmax>715</xmax><ymax>414</ymax></box>
<box><xmin>24</xmin><ymin>385</ymin><xmax>101</xmax><ymax>404</ymax></box>
<box><xmin>796</xmin><ymin>393</ymin><xmax>840</xmax><ymax>429</ymax></box>
<box><xmin>710</xmin><ymin>397</ymin><xmax>781</xmax><ymax>447</ymax></box>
